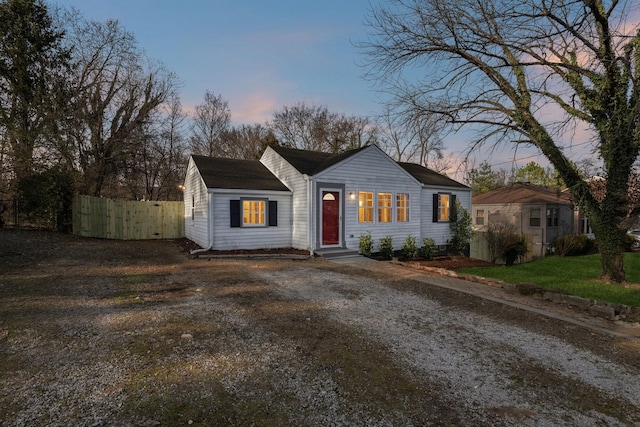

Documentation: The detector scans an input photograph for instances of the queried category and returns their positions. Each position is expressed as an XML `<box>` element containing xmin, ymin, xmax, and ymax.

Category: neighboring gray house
<box><xmin>472</xmin><ymin>183</ymin><xmax>576</xmax><ymax>258</ymax></box>
<box><xmin>183</xmin><ymin>144</ymin><xmax>470</xmax><ymax>254</ymax></box>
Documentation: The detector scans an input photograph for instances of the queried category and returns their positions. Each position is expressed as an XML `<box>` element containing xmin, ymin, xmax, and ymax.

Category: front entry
<box><xmin>321</xmin><ymin>191</ymin><xmax>340</xmax><ymax>246</ymax></box>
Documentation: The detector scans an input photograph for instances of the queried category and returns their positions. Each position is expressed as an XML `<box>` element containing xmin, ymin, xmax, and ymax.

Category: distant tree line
<box><xmin>463</xmin><ymin>159</ymin><xmax>598</xmax><ymax>195</ymax></box>
<box><xmin>0</xmin><ymin>0</ymin><xmax>447</xmax><ymax>230</ymax></box>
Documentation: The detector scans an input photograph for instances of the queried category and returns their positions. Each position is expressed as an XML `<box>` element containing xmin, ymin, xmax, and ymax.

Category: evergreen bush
<box><xmin>379</xmin><ymin>235</ymin><xmax>394</xmax><ymax>260</ymax></box>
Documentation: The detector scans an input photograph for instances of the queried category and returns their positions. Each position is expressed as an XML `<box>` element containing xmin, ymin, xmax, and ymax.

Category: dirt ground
<box><xmin>403</xmin><ymin>254</ymin><xmax>497</xmax><ymax>269</ymax></box>
<box><xmin>2</xmin><ymin>229</ymin><xmax>640</xmax><ymax>426</ymax></box>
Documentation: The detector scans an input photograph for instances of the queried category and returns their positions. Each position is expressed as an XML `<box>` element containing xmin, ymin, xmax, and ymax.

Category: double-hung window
<box><xmin>433</xmin><ymin>193</ymin><xmax>452</xmax><ymax>222</ymax></box>
<box><xmin>243</xmin><ymin>200</ymin><xmax>265</xmax><ymax>226</ymax></box>
<box><xmin>230</xmin><ymin>199</ymin><xmax>277</xmax><ymax>227</ymax></box>
<box><xmin>530</xmin><ymin>208</ymin><xmax>541</xmax><ymax>227</ymax></box>
<box><xmin>475</xmin><ymin>209</ymin><xmax>484</xmax><ymax>225</ymax></box>
<box><xmin>358</xmin><ymin>192</ymin><xmax>373</xmax><ymax>223</ymax></box>
<box><xmin>396</xmin><ymin>193</ymin><xmax>409</xmax><ymax>222</ymax></box>
<box><xmin>378</xmin><ymin>192</ymin><xmax>392</xmax><ymax>223</ymax></box>
<box><xmin>359</xmin><ymin>191</ymin><xmax>411</xmax><ymax>223</ymax></box>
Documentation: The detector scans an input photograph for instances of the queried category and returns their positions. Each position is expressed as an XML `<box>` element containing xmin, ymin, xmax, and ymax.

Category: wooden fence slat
<box><xmin>72</xmin><ymin>195</ymin><xmax>184</xmax><ymax>240</ymax></box>
<box><xmin>471</xmin><ymin>231</ymin><xmax>536</xmax><ymax>264</ymax></box>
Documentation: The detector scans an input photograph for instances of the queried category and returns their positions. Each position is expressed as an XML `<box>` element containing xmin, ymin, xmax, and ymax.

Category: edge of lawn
<box><xmin>457</xmin><ymin>252</ymin><xmax>640</xmax><ymax>308</ymax></box>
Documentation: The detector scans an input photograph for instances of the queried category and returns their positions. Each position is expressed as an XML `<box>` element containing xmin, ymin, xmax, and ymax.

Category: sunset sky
<box><xmin>54</xmin><ymin>0</ymin><xmax>379</xmax><ymax>125</ymax></box>
<box><xmin>50</xmin><ymin>0</ymin><xmax>600</xmax><ymax>176</ymax></box>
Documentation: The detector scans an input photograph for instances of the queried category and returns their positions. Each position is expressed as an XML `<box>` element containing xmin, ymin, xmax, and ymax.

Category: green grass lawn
<box><xmin>458</xmin><ymin>253</ymin><xmax>640</xmax><ymax>307</ymax></box>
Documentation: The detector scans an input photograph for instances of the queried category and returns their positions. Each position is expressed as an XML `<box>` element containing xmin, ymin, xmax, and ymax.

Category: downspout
<box><xmin>303</xmin><ymin>174</ymin><xmax>314</xmax><ymax>256</ymax></box>
<box><xmin>190</xmin><ymin>246</ymin><xmax>211</xmax><ymax>255</ymax></box>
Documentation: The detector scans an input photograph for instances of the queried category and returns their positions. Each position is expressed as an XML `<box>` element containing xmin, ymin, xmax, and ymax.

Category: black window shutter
<box><xmin>451</xmin><ymin>194</ymin><xmax>457</xmax><ymax>209</ymax></box>
<box><xmin>432</xmin><ymin>194</ymin><xmax>439</xmax><ymax>222</ymax></box>
<box><xmin>268</xmin><ymin>201</ymin><xmax>278</xmax><ymax>226</ymax></box>
<box><xmin>230</xmin><ymin>200</ymin><xmax>241</xmax><ymax>227</ymax></box>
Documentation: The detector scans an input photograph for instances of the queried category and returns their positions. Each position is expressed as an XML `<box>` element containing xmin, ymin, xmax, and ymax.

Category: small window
<box><xmin>475</xmin><ymin>209</ymin><xmax>484</xmax><ymax>225</ymax></box>
<box><xmin>438</xmin><ymin>194</ymin><xmax>450</xmax><ymax>221</ymax></box>
<box><xmin>530</xmin><ymin>208</ymin><xmax>541</xmax><ymax>227</ymax></box>
<box><xmin>433</xmin><ymin>193</ymin><xmax>455</xmax><ymax>222</ymax></box>
<box><xmin>378</xmin><ymin>192</ymin><xmax>392</xmax><ymax>223</ymax></box>
<box><xmin>191</xmin><ymin>194</ymin><xmax>195</xmax><ymax>222</ymax></box>
<box><xmin>547</xmin><ymin>207</ymin><xmax>559</xmax><ymax>227</ymax></box>
<box><xmin>243</xmin><ymin>200</ymin><xmax>265</xmax><ymax>226</ymax></box>
<box><xmin>396</xmin><ymin>193</ymin><xmax>409</xmax><ymax>222</ymax></box>
<box><xmin>358</xmin><ymin>191</ymin><xmax>373</xmax><ymax>223</ymax></box>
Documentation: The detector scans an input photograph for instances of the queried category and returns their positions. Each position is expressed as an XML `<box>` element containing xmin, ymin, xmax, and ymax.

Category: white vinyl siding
<box><xmin>313</xmin><ymin>146</ymin><xmax>423</xmax><ymax>251</ymax></box>
<box><xmin>260</xmin><ymin>147</ymin><xmax>309</xmax><ymax>249</ymax></box>
<box><xmin>210</xmin><ymin>191</ymin><xmax>291</xmax><ymax>250</ymax></box>
<box><xmin>421</xmin><ymin>188</ymin><xmax>471</xmax><ymax>246</ymax></box>
<box><xmin>183</xmin><ymin>157</ymin><xmax>210</xmax><ymax>248</ymax></box>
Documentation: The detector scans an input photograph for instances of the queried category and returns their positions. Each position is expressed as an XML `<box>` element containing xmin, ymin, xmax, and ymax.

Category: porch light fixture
<box><xmin>349</xmin><ymin>192</ymin><xmax>355</xmax><ymax>200</ymax></box>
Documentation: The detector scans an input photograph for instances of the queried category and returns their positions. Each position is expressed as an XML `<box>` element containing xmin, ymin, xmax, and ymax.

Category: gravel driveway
<box><xmin>1</xmin><ymin>230</ymin><xmax>640</xmax><ymax>426</ymax></box>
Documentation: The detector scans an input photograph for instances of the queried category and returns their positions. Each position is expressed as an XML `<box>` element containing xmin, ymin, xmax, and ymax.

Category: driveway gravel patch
<box><xmin>2</xmin><ymin>230</ymin><xmax>640</xmax><ymax>426</ymax></box>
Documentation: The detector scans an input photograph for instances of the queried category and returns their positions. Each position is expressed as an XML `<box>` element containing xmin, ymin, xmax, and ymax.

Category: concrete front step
<box><xmin>315</xmin><ymin>248</ymin><xmax>360</xmax><ymax>259</ymax></box>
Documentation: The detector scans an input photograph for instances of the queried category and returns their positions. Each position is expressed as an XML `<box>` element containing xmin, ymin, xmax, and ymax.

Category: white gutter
<box><xmin>190</xmin><ymin>246</ymin><xmax>212</xmax><ymax>255</ymax></box>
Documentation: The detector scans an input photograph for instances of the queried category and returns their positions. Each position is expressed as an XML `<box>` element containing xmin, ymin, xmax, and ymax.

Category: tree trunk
<box><xmin>590</xmin><ymin>210</ymin><xmax>627</xmax><ymax>283</ymax></box>
<box><xmin>599</xmin><ymin>244</ymin><xmax>626</xmax><ymax>284</ymax></box>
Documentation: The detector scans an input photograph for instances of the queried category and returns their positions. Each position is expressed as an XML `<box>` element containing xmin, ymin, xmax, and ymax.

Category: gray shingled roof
<box><xmin>272</xmin><ymin>145</ymin><xmax>468</xmax><ymax>188</ymax></box>
<box><xmin>398</xmin><ymin>162</ymin><xmax>469</xmax><ymax>188</ymax></box>
<box><xmin>191</xmin><ymin>155</ymin><xmax>290</xmax><ymax>191</ymax></box>
<box><xmin>270</xmin><ymin>145</ymin><xmax>368</xmax><ymax>175</ymax></box>
<box><xmin>472</xmin><ymin>183</ymin><xmax>572</xmax><ymax>205</ymax></box>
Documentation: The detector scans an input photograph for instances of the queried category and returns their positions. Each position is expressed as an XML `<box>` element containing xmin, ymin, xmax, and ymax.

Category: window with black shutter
<box><xmin>230</xmin><ymin>199</ymin><xmax>278</xmax><ymax>227</ymax></box>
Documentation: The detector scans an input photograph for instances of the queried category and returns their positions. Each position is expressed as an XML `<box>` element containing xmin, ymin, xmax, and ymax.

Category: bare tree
<box><xmin>378</xmin><ymin>104</ymin><xmax>448</xmax><ymax>172</ymax></box>
<box><xmin>62</xmin><ymin>14</ymin><xmax>177</xmax><ymax>196</ymax></box>
<box><xmin>189</xmin><ymin>90</ymin><xmax>231</xmax><ymax>157</ymax></box>
<box><xmin>270</xmin><ymin>102</ymin><xmax>378</xmax><ymax>153</ymax></box>
<box><xmin>121</xmin><ymin>95</ymin><xmax>187</xmax><ymax>200</ymax></box>
<box><xmin>220</xmin><ymin>124</ymin><xmax>277</xmax><ymax>160</ymax></box>
<box><xmin>363</xmin><ymin>0</ymin><xmax>640</xmax><ymax>283</ymax></box>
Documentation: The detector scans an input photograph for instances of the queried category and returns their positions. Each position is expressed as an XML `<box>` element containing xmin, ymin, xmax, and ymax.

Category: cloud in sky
<box><xmin>231</xmin><ymin>90</ymin><xmax>280</xmax><ymax>125</ymax></box>
<box><xmin>54</xmin><ymin>0</ymin><xmax>376</xmax><ymax>122</ymax></box>
<box><xmin>51</xmin><ymin>0</ymin><xmax>635</xmax><ymax>176</ymax></box>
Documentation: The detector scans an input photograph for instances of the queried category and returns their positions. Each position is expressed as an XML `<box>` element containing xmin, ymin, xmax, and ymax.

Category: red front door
<box><xmin>322</xmin><ymin>191</ymin><xmax>340</xmax><ymax>246</ymax></box>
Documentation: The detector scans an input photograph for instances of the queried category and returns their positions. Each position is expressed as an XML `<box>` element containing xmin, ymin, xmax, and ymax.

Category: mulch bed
<box><xmin>174</xmin><ymin>238</ymin><xmax>310</xmax><ymax>257</ymax></box>
<box><xmin>176</xmin><ymin>238</ymin><xmax>494</xmax><ymax>269</ymax></box>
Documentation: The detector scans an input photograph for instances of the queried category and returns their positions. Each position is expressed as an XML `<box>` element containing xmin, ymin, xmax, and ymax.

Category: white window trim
<box><xmin>396</xmin><ymin>193</ymin><xmax>410</xmax><ymax>223</ymax></box>
<box><xmin>358</xmin><ymin>191</ymin><xmax>412</xmax><ymax>224</ymax></box>
<box><xmin>358</xmin><ymin>191</ymin><xmax>374</xmax><ymax>223</ymax></box>
<box><xmin>377</xmin><ymin>192</ymin><xmax>393</xmax><ymax>223</ymax></box>
<box><xmin>241</xmin><ymin>198</ymin><xmax>267</xmax><ymax>227</ymax></box>
<box><xmin>438</xmin><ymin>193</ymin><xmax>452</xmax><ymax>222</ymax></box>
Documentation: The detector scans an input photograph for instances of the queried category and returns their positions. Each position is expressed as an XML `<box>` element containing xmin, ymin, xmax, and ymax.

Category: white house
<box><xmin>183</xmin><ymin>144</ymin><xmax>471</xmax><ymax>254</ymax></box>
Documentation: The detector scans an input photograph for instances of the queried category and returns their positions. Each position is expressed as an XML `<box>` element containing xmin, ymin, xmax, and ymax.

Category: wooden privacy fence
<box><xmin>471</xmin><ymin>231</ymin><xmax>536</xmax><ymax>264</ymax></box>
<box><xmin>73</xmin><ymin>195</ymin><xmax>184</xmax><ymax>240</ymax></box>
